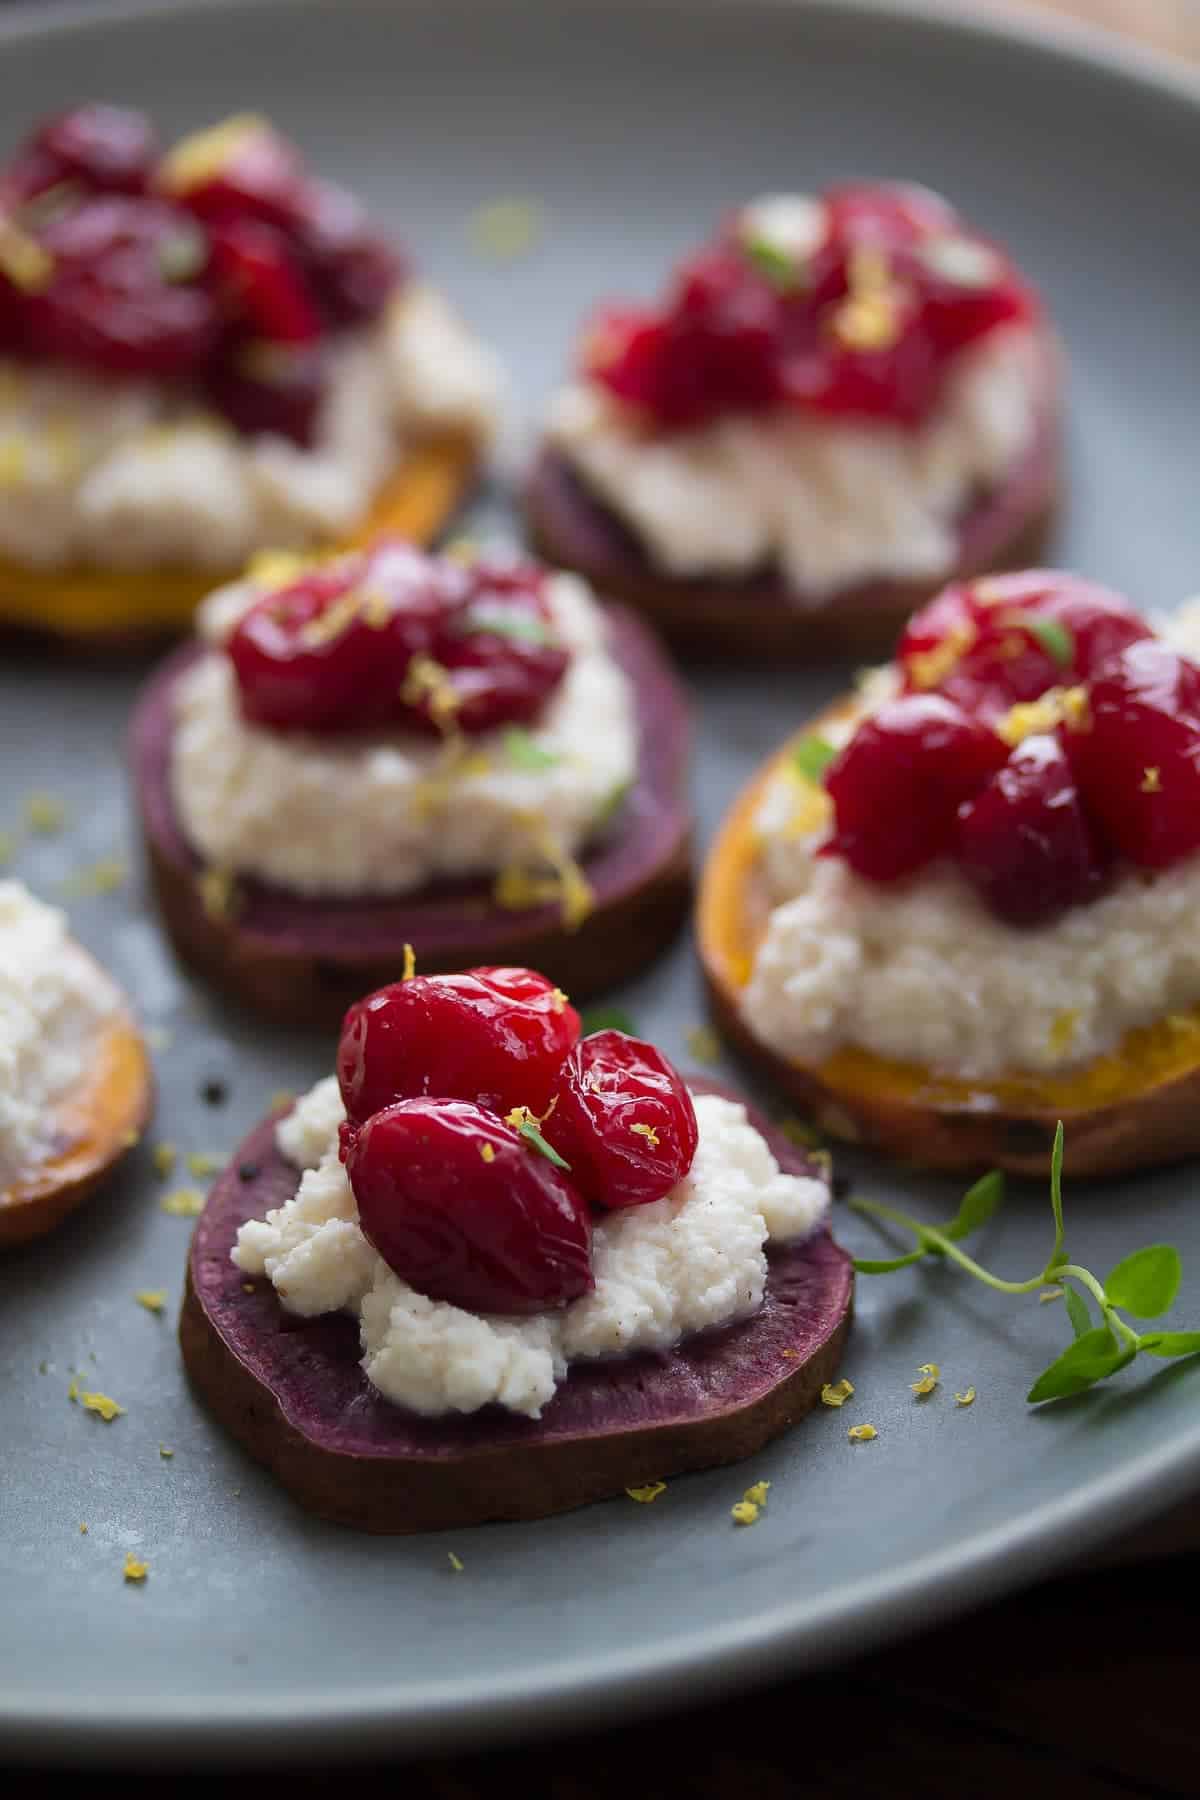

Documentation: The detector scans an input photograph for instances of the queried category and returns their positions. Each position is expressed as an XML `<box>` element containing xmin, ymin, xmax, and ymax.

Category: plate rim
<box><xmin>3</xmin><ymin>0</ymin><xmax>1200</xmax><ymax>1764</ymax></box>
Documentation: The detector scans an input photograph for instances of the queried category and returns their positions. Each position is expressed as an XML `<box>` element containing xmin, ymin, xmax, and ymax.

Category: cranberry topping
<box><xmin>1070</xmin><ymin>642</ymin><xmax>1200</xmax><ymax>869</ymax></box>
<box><xmin>0</xmin><ymin>106</ymin><xmax>404</xmax><ymax>443</ymax></box>
<box><xmin>345</xmin><ymin>1098</ymin><xmax>594</xmax><ymax>1316</ymax></box>
<box><xmin>823</xmin><ymin>694</ymin><xmax>1007</xmax><ymax>882</ymax></box>
<box><xmin>545</xmin><ymin>1030</ymin><xmax>699</xmax><ymax>1210</ymax></box>
<box><xmin>584</xmin><ymin>182</ymin><xmax>1036</xmax><ymax>432</ymax></box>
<box><xmin>228</xmin><ymin>541</ymin><xmax>569</xmax><ymax>739</ymax></box>
<box><xmin>337</xmin><ymin>967</ymin><xmax>582</xmax><ymax>1128</ymax></box>
<box><xmin>956</xmin><ymin>733</ymin><xmax>1110</xmax><ymax>926</ymax></box>
<box><xmin>898</xmin><ymin>572</ymin><xmax>1152</xmax><ymax>724</ymax></box>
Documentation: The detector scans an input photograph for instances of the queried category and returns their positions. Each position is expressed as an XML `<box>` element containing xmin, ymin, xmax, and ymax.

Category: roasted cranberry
<box><xmin>207</xmin><ymin>218</ymin><xmax>322</xmax><ymax>343</ymax></box>
<box><xmin>159</xmin><ymin>115</ymin><xmax>305</xmax><ymax>229</ymax></box>
<box><xmin>22</xmin><ymin>195</ymin><xmax>216</xmax><ymax>376</ymax></box>
<box><xmin>345</xmin><ymin>1098</ymin><xmax>593</xmax><ymax>1315</ymax></box>
<box><xmin>435</xmin><ymin>557</ymin><xmax>569</xmax><ymax>734</ymax></box>
<box><xmin>337</xmin><ymin>966</ymin><xmax>581</xmax><ymax>1128</ymax></box>
<box><xmin>1070</xmin><ymin>642</ymin><xmax>1200</xmax><ymax>869</ymax></box>
<box><xmin>204</xmin><ymin>338</ymin><xmax>325</xmax><ymax>446</ymax></box>
<box><xmin>899</xmin><ymin>573</ymin><xmax>1152</xmax><ymax>723</ymax></box>
<box><xmin>955</xmin><ymin>733</ymin><xmax>1110</xmax><ymax>926</ymax></box>
<box><xmin>293</xmin><ymin>177</ymin><xmax>402</xmax><ymax>327</ymax></box>
<box><xmin>4</xmin><ymin>105</ymin><xmax>157</xmax><ymax>203</ymax></box>
<box><xmin>228</xmin><ymin>540</ymin><xmax>455</xmax><ymax>731</ymax></box>
<box><xmin>823</xmin><ymin>695</ymin><xmax>1007</xmax><ymax>881</ymax></box>
<box><xmin>545</xmin><ymin>1031</ymin><xmax>699</xmax><ymax>1210</ymax></box>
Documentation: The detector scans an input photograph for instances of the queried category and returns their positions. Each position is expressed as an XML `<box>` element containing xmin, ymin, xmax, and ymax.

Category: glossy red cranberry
<box><xmin>337</xmin><ymin>966</ymin><xmax>582</xmax><ymax>1128</ymax></box>
<box><xmin>162</xmin><ymin>117</ymin><xmax>305</xmax><ymax>229</ymax></box>
<box><xmin>345</xmin><ymin>1098</ymin><xmax>593</xmax><ymax>1315</ymax></box>
<box><xmin>228</xmin><ymin>539</ymin><xmax>456</xmax><ymax>732</ymax></box>
<box><xmin>204</xmin><ymin>338</ymin><xmax>325</xmax><ymax>446</ymax></box>
<box><xmin>824</xmin><ymin>695</ymin><xmax>1008</xmax><ymax>881</ymax></box>
<box><xmin>1069</xmin><ymin>642</ymin><xmax>1200</xmax><ymax>869</ymax></box>
<box><xmin>955</xmin><ymin>733</ymin><xmax>1110</xmax><ymax>926</ymax></box>
<box><xmin>207</xmin><ymin>218</ymin><xmax>322</xmax><ymax>343</ymax></box>
<box><xmin>544</xmin><ymin>1031</ymin><xmax>699</xmax><ymax>1210</ymax></box>
<box><xmin>4</xmin><ymin>105</ymin><xmax>157</xmax><ymax>203</ymax></box>
<box><xmin>23</xmin><ymin>195</ymin><xmax>217</xmax><ymax>376</ymax></box>
<box><xmin>435</xmin><ymin>557</ymin><xmax>570</xmax><ymax>734</ymax></box>
<box><xmin>898</xmin><ymin>572</ymin><xmax>1153</xmax><ymax>723</ymax></box>
<box><xmin>293</xmin><ymin>177</ymin><xmax>402</xmax><ymax>327</ymax></box>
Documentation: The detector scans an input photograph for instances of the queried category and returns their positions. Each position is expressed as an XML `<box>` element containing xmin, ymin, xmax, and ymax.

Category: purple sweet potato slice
<box><xmin>179</xmin><ymin>1078</ymin><xmax>853</xmax><ymax>1532</ymax></box>
<box><xmin>525</xmin><ymin>332</ymin><xmax>1062</xmax><ymax>663</ymax></box>
<box><xmin>129</xmin><ymin>604</ymin><xmax>692</xmax><ymax>1027</ymax></box>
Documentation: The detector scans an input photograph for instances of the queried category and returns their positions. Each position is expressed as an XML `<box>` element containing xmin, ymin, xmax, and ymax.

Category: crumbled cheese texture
<box><xmin>238</xmin><ymin>1076</ymin><xmax>831</xmax><ymax>1420</ymax></box>
<box><xmin>0</xmin><ymin>880</ymin><xmax>119</xmax><ymax>1189</ymax></box>
<box><xmin>745</xmin><ymin>603</ymin><xmax>1200</xmax><ymax>1080</ymax></box>
<box><xmin>546</xmin><ymin>320</ymin><xmax>1040</xmax><ymax>604</ymax></box>
<box><xmin>171</xmin><ymin>570</ymin><xmax>638</xmax><ymax>898</ymax></box>
<box><xmin>0</xmin><ymin>286</ymin><xmax>500</xmax><ymax>570</ymax></box>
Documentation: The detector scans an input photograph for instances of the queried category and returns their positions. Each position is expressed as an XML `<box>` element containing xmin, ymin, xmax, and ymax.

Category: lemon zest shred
<box><xmin>80</xmin><ymin>1522</ymin><xmax>88</xmax><ymax>1535</ymax></box>
<box><xmin>447</xmin><ymin>1551</ymin><xmax>465</xmax><ymax>1572</ymax></box>
<box><xmin>159</xmin><ymin>1445</ymin><xmax>175</xmax><ymax>1459</ymax></box>
<box><xmin>0</xmin><ymin>219</ymin><xmax>54</xmax><ymax>292</ymax></box>
<box><xmin>25</xmin><ymin>790</ymin><xmax>66</xmax><ymax>834</ymax></box>
<box><xmin>630</xmin><ymin>1121</ymin><xmax>660</xmax><ymax>1149</ymax></box>
<box><xmin>821</xmin><ymin>1378</ymin><xmax>854</xmax><ymax>1408</ymax></box>
<box><xmin>1142</xmin><ymin>766</ymin><xmax>1162</xmax><ymax>794</ymax></box>
<box><xmin>493</xmin><ymin>821</ymin><xmax>595</xmax><ymax>932</ymax></box>
<box><xmin>550</xmin><ymin>987</ymin><xmax>569</xmax><ymax>1014</ymax></box>
<box><xmin>847</xmin><ymin>1423</ymin><xmax>877</xmax><ymax>1442</ymax></box>
<box><xmin>185</xmin><ymin>1151</ymin><xmax>223</xmax><ymax>1178</ymax></box>
<box><xmin>122</xmin><ymin>1552</ymin><xmax>149</xmax><ymax>1583</ymax></box>
<box><xmin>1049</xmin><ymin>1010</ymin><xmax>1080</xmax><ymax>1056</ymax></box>
<box><xmin>135</xmin><ymin>1290</ymin><xmax>167</xmax><ymax>1314</ymax></box>
<box><xmin>67</xmin><ymin>1378</ymin><xmax>79</xmax><ymax>1403</ymax></box>
<box><xmin>81</xmin><ymin>1391</ymin><xmax>125</xmax><ymax>1422</ymax></box>
<box><xmin>479</xmin><ymin>1143</ymin><xmax>496</xmax><ymax>1164</ymax></box>
<box><xmin>743</xmin><ymin>1480</ymin><xmax>771</xmax><ymax>1507</ymax></box>
<box><xmin>996</xmin><ymin>685</ymin><xmax>1089</xmax><ymax>748</ymax></box>
<box><xmin>906</xmin><ymin>622</ymin><xmax>977</xmax><ymax>691</ymax></box>
<box><xmin>626</xmin><ymin>1481</ymin><xmax>666</xmax><ymax>1504</ymax></box>
<box><xmin>59</xmin><ymin>856</ymin><xmax>128</xmax><ymax>898</ymax></box>
<box><xmin>198</xmin><ymin>864</ymin><xmax>239</xmax><ymax>922</ymax></box>
<box><xmin>247</xmin><ymin>548</ymin><xmax>310</xmax><ymax>590</ymax></box>
<box><xmin>402</xmin><ymin>942</ymin><xmax>417</xmax><ymax>982</ymax></box>
<box><xmin>152</xmin><ymin>1142</ymin><xmax>177</xmax><ymax>1179</ymax></box>
<box><xmin>911</xmin><ymin>1376</ymin><xmax>938</xmax><ymax>1397</ymax></box>
<box><xmin>731</xmin><ymin>1500</ymin><xmax>761</xmax><ymax>1526</ymax></box>
<box><xmin>160</xmin><ymin>1187</ymin><xmax>204</xmax><ymax>1217</ymax></box>
<box><xmin>917</xmin><ymin>1362</ymin><xmax>940</xmax><ymax>1378</ymax></box>
<box><xmin>159</xmin><ymin>113</ymin><xmax>268</xmax><ymax>193</ymax></box>
<box><xmin>684</xmin><ymin>1024</ymin><xmax>722</xmax><ymax>1064</ymax></box>
<box><xmin>955</xmin><ymin>1387</ymin><xmax>977</xmax><ymax>1407</ymax></box>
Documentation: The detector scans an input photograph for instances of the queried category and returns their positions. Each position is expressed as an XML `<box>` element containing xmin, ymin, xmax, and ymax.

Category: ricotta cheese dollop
<box><xmin>742</xmin><ymin>606</ymin><xmax>1200</xmax><ymax>1081</ymax></box>
<box><xmin>0</xmin><ymin>881</ymin><xmax>120</xmax><ymax>1188</ymax></box>
<box><xmin>546</xmin><ymin>325</ymin><xmax>1040</xmax><ymax>604</ymax></box>
<box><xmin>0</xmin><ymin>285</ymin><xmax>499</xmax><ymax>572</ymax></box>
<box><xmin>233</xmin><ymin>1075</ymin><xmax>830</xmax><ymax>1420</ymax></box>
<box><xmin>169</xmin><ymin>568</ymin><xmax>638</xmax><ymax>898</ymax></box>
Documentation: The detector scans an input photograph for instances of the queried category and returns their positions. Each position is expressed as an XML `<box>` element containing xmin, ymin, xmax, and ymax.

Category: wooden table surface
<box><xmin>5</xmin><ymin>4</ymin><xmax>1200</xmax><ymax>1794</ymax></box>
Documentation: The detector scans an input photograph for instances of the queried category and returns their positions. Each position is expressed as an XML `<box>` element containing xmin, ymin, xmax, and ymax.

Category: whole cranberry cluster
<box><xmin>819</xmin><ymin>572</ymin><xmax>1200</xmax><ymax>927</ymax></box>
<box><xmin>0</xmin><ymin>104</ymin><xmax>402</xmax><ymax>443</ymax></box>
<box><xmin>585</xmin><ymin>183</ymin><xmax>1036</xmax><ymax>432</ymax></box>
<box><xmin>228</xmin><ymin>537</ymin><xmax>569</xmax><ymax>737</ymax></box>
<box><xmin>334</xmin><ymin>966</ymin><xmax>700</xmax><ymax>1314</ymax></box>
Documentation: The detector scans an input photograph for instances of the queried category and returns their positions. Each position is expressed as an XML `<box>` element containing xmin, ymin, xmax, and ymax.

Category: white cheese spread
<box><xmin>742</xmin><ymin>605</ymin><xmax>1200</xmax><ymax>1081</ymax></box>
<box><xmin>546</xmin><ymin>325</ymin><xmax>1040</xmax><ymax>603</ymax></box>
<box><xmin>0</xmin><ymin>284</ymin><xmax>500</xmax><ymax>571</ymax></box>
<box><xmin>169</xmin><ymin>568</ymin><xmax>638</xmax><ymax>897</ymax></box>
<box><xmin>0</xmin><ymin>881</ymin><xmax>120</xmax><ymax>1188</ymax></box>
<box><xmin>234</xmin><ymin>1075</ymin><xmax>830</xmax><ymax>1420</ymax></box>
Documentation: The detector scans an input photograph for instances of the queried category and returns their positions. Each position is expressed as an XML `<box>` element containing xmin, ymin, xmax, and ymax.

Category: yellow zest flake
<box><xmin>81</xmin><ymin>1391</ymin><xmax>125</xmax><ymax>1422</ymax></box>
<box><xmin>248</xmin><ymin>548</ymin><xmax>310</xmax><ymax>590</ymax></box>
<box><xmin>847</xmin><ymin>1423</ymin><xmax>877</xmax><ymax>1442</ymax></box>
<box><xmin>626</xmin><ymin>1481</ymin><xmax>666</xmax><ymax>1504</ymax></box>
<box><xmin>402</xmin><ymin>942</ymin><xmax>417</xmax><ymax>982</ymax></box>
<box><xmin>152</xmin><ymin>1142</ymin><xmax>177</xmax><ymax>1179</ymax></box>
<box><xmin>80</xmin><ymin>1523</ymin><xmax>88</xmax><ymax>1535</ymax></box>
<box><xmin>242</xmin><ymin>1282</ymin><xmax>257</xmax><ymax>1294</ymax></box>
<box><xmin>299</xmin><ymin>587</ymin><xmax>367</xmax><ymax>647</ymax></box>
<box><xmin>821</xmin><ymin>1378</ymin><xmax>854</xmax><ymax>1408</ymax></box>
<box><xmin>911</xmin><ymin>1375</ymin><xmax>938</xmax><ymax>1398</ymax></box>
<box><xmin>59</xmin><ymin>856</ymin><xmax>127</xmax><ymax>898</ymax></box>
<box><xmin>0</xmin><ymin>439</ymin><xmax>27</xmax><ymax>485</ymax></box>
<box><xmin>630</xmin><ymin>1121</ymin><xmax>660</xmax><ymax>1149</ymax></box>
<box><xmin>493</xmin><ymin>824</ymin><xmax>595</xmax><ymax>932</ymax></box>
<box><xmin>905</xmin><ymin>622</ymin><xmax>977</xmax><ymax>692</ymax></box>
<box><xmin>955</xmin><ymin>1387</ymin><xmax>977</xmax><ymax>1407</ymax></box>
<box><xmin>159</xmin><ymin>1445</ymin><xmax>174</xmax><ymax>1459</ymax></box>
<box><xmin>135</xmin><ymin>1290</ymin><xmax>167</xmax><ymax>1314</ymax></box>
<box><xmin>828</xmin><ymin>245</ymin><xmax>903</xmax><ymax>352</ymax></box>
<box><xmin>198</xmin><ymin>864</ymin><xmax>239</xmax><ymax>922</ymax></box>
<box><xmin>479</xmin><ymin>1143</ymin><xmax>496</xmax><ymax>1164</ymax></box>
<box><xmin>0</xmin><ymin>218</ymin><xmax>54</xmax><ymax>292</ymax></box>
<box><xmin>996</xmin><ymin>685</ymin><xmax>1089</xmax><ymax>748</ymax></box>
<box><xmin>185</xmin><ymin>1151</ymin><xmax>223</xmax><ymax>1178</ymax></box>
<box><xmin>550</xmin><ymin>987</ymin><xmax>569</xmax><ymax>1014</ymax></box>
<box><xmin>401</xmin><ymin>653</ymin><xmax>461</xmax><ymax>732</ymax></box>
<box><xmin>731</xmin><ymin>1500</ymin><xmax>761</xmax><ymax>1526</ymax></box>
<box><xmin>1142</xmin><ymin>766</ymin><xmax>1162</xmax><ymax>794</ymax></box>
<box><xmin>685</xmin><ymin>1024</ymin><xmax>722</xmax><ymax>1065</ymax></box>
<box><xmin>467</xmin><ymin>196</ymin><xmax>546</xmax><ymax>260</ymax></box>
<box><xmin>1039</xmin><ymin>1285</ymin><xmax>1065</xmax><ymax>1303</ymax></box>
<box><xmin>1049</xmin><ymin>1010</ymin><xmax>1080</xmax><ymax>1056</ymax></box>
<box><xmin>780</xmin><ymin>1349</ymin><xmax>802</xmax><ymax>1361</ymax></box>
<box><xmin>122</xmin><ymin>1553</ymin><xmax>149</xmax><ymax>1583</ymax></box>
<box><xmin>447</xmin><ymin>1551</ymin><xmax>465</xmax><ymax>1573</ymax></box>
<box><xmin>160</xmin><ymin>1187</ymin><xmax>204</xmax><ymax>1217</ymax></box>
<box><xmin>918</xmin><ymin>1362</ymin><xmax>940</xmax><ymax>1379</ymax></box>
<box><xmin>25</xmin><ymin>790</ymin><xmax>66</xmax><ymax>834</ymax></box>
<box><xmin>159</xmin><ymin>113</ymin><xmax>269</xmax><ymax>194</ymax></box>
<box><xmin>67</xmin><ymin>1378</ymin><xmax>79</xmax><ymax>1403</ymax></box>
<box><xmin>743</xmin><ymin>1479</ymin><xmax>771</xmax><ymax>1508</ymax></box>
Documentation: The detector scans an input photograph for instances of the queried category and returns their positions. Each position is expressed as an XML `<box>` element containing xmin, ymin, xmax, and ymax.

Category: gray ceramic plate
<box><xmin>3</xmin><ymin>0</ymin><xmax>1200</xmax><ymax>1767</ymax></box>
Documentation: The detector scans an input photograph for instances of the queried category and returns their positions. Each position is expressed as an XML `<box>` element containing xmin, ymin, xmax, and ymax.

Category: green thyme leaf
<box><xmin>941</xmin><ymin>1170</ymin><xmax>1004</xmax><ymax>1243</ymax></box>
<box><xmin>1048</xmin><ymin>1119</ymin><xmax>1066</xmax><ymax>1267</ymax></box>
<box><xmin>579</xmin><ymin>1005</ymin><xmax>636</xmax><ymax>1037</ymax></box>
<box><xmin>1064</xmin><ymin>1285</ymin><xmax>1093</xmax><ymax>1340</ymax></box>
<box><xmin>853</xmin><ymin>1250</ymin><xmax>930</xmax><ymax>1275</ymax></box>
<box><xmin>517</xmin><ymin>1120</ymin><xmax>570</xmax><ymax>1170</ymax></box>
<box><xmin>742</xmin><ymin>234</ymin><xmax>800</xmax><ymax>291</ymax></box>
<box><xmin>460</xmin><ymin>608</ymin><xmax>554</xmax><ymax>647</ymax></box>
<box><xmin>158</xmin><ymin>229</ymin><xmax>207</xmax><ymax>283</ymax></box>
<box><xmin>1103</xmin><ymin>1245</ymin><xmax>1182</xmax><ymax>1319</ymax></box>
<box><xmin>1024</xmin><ymin>616</ymin><xmax>1074</xmax><ymax>668</ymax></box>
<box><xmin>1138</xmin><ymin>1331</ymin><xmax>1200</xmax><ymax>1359</ymax></box>
<box><xmin>792</xmin><ymin>735</ymin><xmax>838</xmax><ymax>785</ymax></box>
<box><xmin>502</xmin><ymin>727</ymin><xmax>561</xmax><ymax>771</ymax></box>
<box><xmin>1026</xmin><ymin>1326</ymin><xmax>1128</xmax><ymax>1404</ymax></box>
